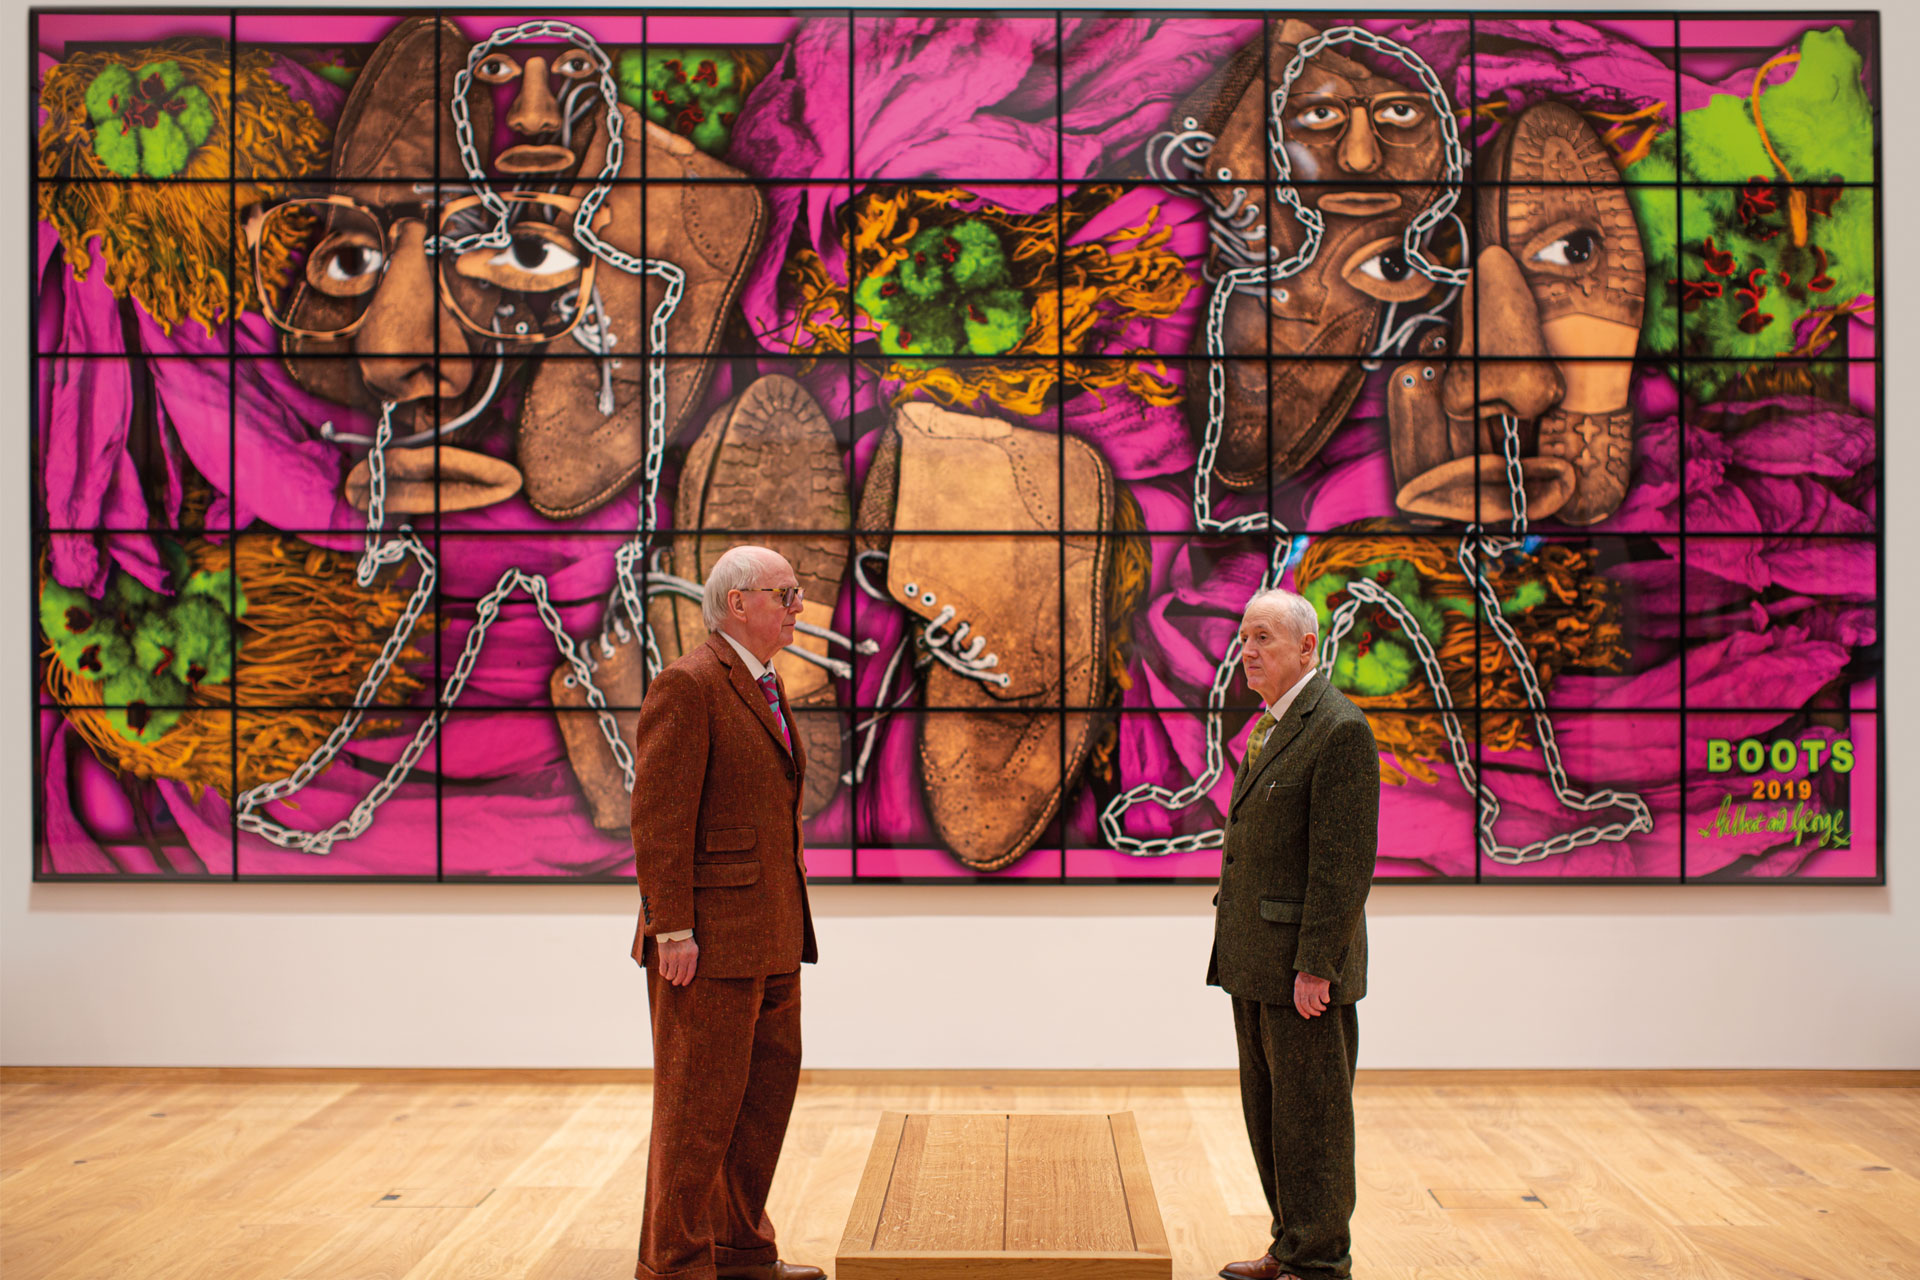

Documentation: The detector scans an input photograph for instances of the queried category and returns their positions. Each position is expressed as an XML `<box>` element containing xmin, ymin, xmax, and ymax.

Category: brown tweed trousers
<box><xmin>630</xmin><ymin>632</ymin><xmax>818</xmax><ymax>1280</ymax></box>
<box><xmin>1209</xmin><ymin>671</ymin><xmax>1379</xmax><ymax>1280</ymax></box>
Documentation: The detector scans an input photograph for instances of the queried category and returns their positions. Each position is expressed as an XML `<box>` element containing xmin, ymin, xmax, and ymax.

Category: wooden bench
<box><xmin>838</xmin><ymin>1112</ymin><xmax>1172</xmax><ymax>1280</ymax></box>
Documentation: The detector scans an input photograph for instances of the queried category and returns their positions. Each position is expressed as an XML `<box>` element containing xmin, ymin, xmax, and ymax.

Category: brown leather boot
<box><xmin>1178</xmin><ymin>19</ymin><xmax>1448</xmax><ymax>490</ymax></box>
<box><xmin>519</xmin><ymin>110</ymin><xmax>767</xmax><ymax>519</ymax></box>
<box><xmin>1480</xmin><ymin>102</ymin><xmax>1646</xmax><ymax>525</ymax></box>
<box><xmin>857</xmin><ymin>402</ymin><xmax>1114</xmax><ymax>871</ymax></box>
<box><xmin>655</xmin><ymin>375</ymin><xmax>850</xmax><ymax>817</ymax></box>
<box><xmin>1394</xmin><ymin>251</ymin><xmax>1577</xmax><ymax>523</ymax></box>
<box><xmin>550</xmin><ymin>608</ymin><xmax>654</xmax><ymax>831</ymax></box>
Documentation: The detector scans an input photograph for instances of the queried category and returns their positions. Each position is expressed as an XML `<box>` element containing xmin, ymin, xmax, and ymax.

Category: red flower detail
<box><xmin>1701</xmin><ymin>236</ymin><xmax>1735</xmax><ymax>276</ymax></box>
<box><xmin>64</xmin><ymin>606</ymin><xmax>93</xmax><ymax>633</ymax></box>
<box><xmin>1670</xmin><ymin>277</ymin><xmax>1722</xmax><ymax>312</ymax></box>
<box><xmin>1808</xmin><ymin>246</ymin><xmax>1835</xmax><ymax>292</ymax></box>
<box><xmin>693</xmin><ymin>59</ymin><xmax>718</xmax><ymax>86</ymax></box>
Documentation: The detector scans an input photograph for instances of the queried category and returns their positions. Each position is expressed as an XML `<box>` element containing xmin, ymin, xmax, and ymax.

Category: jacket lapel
<box><xmin>710</xmin><ymin>634</ymin><xmax>793</xmax><ymax>758</ymax></box>
<box><xmin>1232</xmin><ymin>672</ymin><xmax>1327</xmax><ymax>816</ymax></box>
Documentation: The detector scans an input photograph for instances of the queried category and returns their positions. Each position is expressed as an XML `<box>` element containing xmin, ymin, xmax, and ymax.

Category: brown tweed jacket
<box><xmin>629</xmin><ymin>632</ymin><xmax>818</xmax><ymax>978</ymax></box>
<box><xmin>1208</xmin><ymin>671</ymin><xmax>1379</xmax><ymax>1005</ymax></box>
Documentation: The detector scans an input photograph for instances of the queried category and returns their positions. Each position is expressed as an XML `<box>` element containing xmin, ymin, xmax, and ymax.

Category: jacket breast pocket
<box><xmin>702</xmin><ymin>826</ymin><xmax>758</xmax><ymax>860</ymax></box>
<box><xmin>692</xmin><ymin>860</ymin><xmax>761</xmax><ymax>888</ymax></box>
<box><xmin>1259</xmin><ymin>782</ymin><xmax>1306</xmax><ymax>804</ymax></box>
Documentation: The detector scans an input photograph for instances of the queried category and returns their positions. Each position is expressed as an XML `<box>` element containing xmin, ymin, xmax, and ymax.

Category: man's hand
<box><xmin>656</xmin><ymin>936</ymin><xmax>700</xmax><ymax>987</ymax></box>
<box><xmin>1294</xmin><ymin>972</ymin><xmax>1331</xmax><ymax>1019</ymax></box>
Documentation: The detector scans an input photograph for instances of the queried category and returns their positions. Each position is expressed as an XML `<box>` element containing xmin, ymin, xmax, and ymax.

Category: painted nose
<box><xmin>1339</xmin><ymin>110</ymin><xmax>1381</xmax><ymax>175</ymax></box>
<box><xmin>507</xmin><ymin>57</ymin><xmax>562</xmax><ymax>135</ymax></box>
<box><xmin>1442</xmin><ymin>245</ymin><xmax>1562</xmax><ymax>421</ymax></box>
<box><xmin>355</xmin><ymin>222</ymin><xmax>475</xmax><ymax>403</ymax></box>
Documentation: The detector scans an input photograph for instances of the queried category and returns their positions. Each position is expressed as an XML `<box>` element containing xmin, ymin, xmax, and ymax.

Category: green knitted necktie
<box><xmin>1245</xmin><ymin>708</ymin><xmax>1277</xmax><ymax>768</ymax></box>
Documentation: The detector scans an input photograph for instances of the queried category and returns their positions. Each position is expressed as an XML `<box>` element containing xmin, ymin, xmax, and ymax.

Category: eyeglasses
<box><xmin>243</xmin><ymin>192</ymin><xmax>609</xmax><ymax>344</ymax></box>
<box><xmin>736</xmin><ymin>586</ymin><xmax>806</xmax><ymax>608</ymax></box>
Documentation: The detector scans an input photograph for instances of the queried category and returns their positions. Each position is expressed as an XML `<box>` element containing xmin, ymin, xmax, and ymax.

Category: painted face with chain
<box><xmin>1278</xmin><ymin>57</ymin><xmax>1446</xmax><ymax>218</ymax></box>
<box><xmin>471</xmin><ymin>38</ymin><xmax>605</xmax><ymax>177</ymax></box>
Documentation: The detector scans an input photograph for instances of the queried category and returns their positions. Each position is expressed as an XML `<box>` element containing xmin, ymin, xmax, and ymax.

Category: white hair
<box><xmin>1242</xmin><ymin>587</ymin><xmax>1319</xmax><ymax>643</ymax></box>
<box><xmin>702</xmin><ymin>545</ymin><xmax>791</xmax><ymax>632</ymax></box>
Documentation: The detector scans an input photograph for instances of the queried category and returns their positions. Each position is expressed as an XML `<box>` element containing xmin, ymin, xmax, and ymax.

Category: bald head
<box><xmin>1238</xmin><ymin>587</ymin><xmax>1318</xmax><ymax>705</ymax></box>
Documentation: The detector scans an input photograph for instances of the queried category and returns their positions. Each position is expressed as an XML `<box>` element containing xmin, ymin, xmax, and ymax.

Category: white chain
<box><xmin>1109</xmin><ymin>20</ymin><xmax>1649</xmax><ymax>862</ymax></box>
<box><xmin>231</xmin><ymin>23</ymin><xmax>696</xmax><ymax>853</ymax></box>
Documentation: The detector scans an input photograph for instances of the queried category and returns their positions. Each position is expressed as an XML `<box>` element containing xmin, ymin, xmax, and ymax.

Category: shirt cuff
<box><xmin>658</xmin><ymin>928</ymin><xmax>694</xmax><ymax>943</ymax></box>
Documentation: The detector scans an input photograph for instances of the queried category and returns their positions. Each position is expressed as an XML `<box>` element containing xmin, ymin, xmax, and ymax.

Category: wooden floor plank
<box><xmin>5</xmin><ymin>1076</ymin><xmax>1919</xmax><ymax>1280</ymax></box>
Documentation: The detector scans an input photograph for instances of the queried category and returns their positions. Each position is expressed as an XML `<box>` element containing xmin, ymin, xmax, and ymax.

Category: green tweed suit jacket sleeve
<box><xmin>1209</xmin><ymin>672</ymin><xmax>1381</xmax><ymax>1006</ymax></box>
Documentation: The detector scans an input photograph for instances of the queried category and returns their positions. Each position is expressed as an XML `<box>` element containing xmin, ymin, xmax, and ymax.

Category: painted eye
<box><xmin>308</xmin><ymin>235</ymin><xmax>385</xmax><ymax>295</ymax></box>
<box><xmin>1342</xmin><ymin>236</ymin><xmax>1431</xmax><ymax>303</ymax></box>
<box><xmin>552</xmin><ymin>48</ymin><xmax>595</xmax><ymax>78</ymax></box>
<box><xmin>1534</xmin><ymin>229</ymin><xmax>1599</xmax><ymax>266</ymax></box>
<box><xmin>1357</xmin><ymin>246</ymin><xmax>1412</xmax><ymax>283</ymax></box>
<box><xmin>490</xmin><ymin>235</ymin><xmax>581</xmax><ymax>277</ymax></box>
<box><xmin>474</xmin><ymin>55</ymin><xmax>521</xmax><ymax>84</ymax></box>
<box><xmin>1296</xmin><ymin>104</ymin><xmax>1344</xmax><ymax>129</ymax></box>
<box><xmin>1375</xmin><ymin>101</ymin><xmax>1424</xmax><ymax>127</ymax></box>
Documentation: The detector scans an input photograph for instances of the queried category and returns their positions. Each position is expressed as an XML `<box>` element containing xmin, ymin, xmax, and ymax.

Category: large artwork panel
<box><xmin>32</xmin><ymin>11</ymin><xmax>1882</xmax><ymax>884</ymax></box>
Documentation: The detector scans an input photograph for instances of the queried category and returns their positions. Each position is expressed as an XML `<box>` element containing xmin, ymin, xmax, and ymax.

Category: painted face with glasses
<box><xmin>249</xmin><ymin>192</ymin><xmax>606</xmax><ymax>342</ymax></box>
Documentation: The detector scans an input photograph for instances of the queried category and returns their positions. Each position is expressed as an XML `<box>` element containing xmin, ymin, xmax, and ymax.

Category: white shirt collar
<box><xmin>1265</xmin><ymin>667</ymin><xmax>1318</xmax><ymax>723</ymax></box>
<box><xmin>718</xmin><ymin>630</ymin><xmax>773</xmax><ymax>682</ymax></box>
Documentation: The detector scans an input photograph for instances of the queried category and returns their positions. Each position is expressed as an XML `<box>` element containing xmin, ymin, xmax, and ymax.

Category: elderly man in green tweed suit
<box><xmin>1210</xmin><ymin>587</ymin><xmax>1380</xmax><ymax>1280</ymax></box>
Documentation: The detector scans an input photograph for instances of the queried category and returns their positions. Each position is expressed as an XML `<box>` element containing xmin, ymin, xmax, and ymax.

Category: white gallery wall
<box><xmin>4</xmin><ymin>0</ymin><xmax>1915</xmax><ymax>1070</ymax></box>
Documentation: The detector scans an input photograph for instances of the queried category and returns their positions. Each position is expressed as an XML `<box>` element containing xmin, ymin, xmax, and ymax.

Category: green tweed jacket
<box><xmin>1208</xmin><ymin>671</ymin><xmax>1381</xmax><ymax>1006</ymax></box>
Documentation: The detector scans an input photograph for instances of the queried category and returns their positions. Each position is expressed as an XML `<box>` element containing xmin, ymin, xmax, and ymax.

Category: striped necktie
<box><xmin>757</xmin><ymin>671</ymin><xmax>792</xmax><ymax>753</ymax></box>
<box><xmin>1244</xmin><ymin>708</ymin><xmax>1277</xmax><ymax>769</ymax></box>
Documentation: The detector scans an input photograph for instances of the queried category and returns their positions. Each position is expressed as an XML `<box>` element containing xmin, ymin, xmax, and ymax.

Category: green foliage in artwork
<box><xmin>1302</xmin><ymin>560</ymin><xmax>1459</xmax><ymax>699</ymax></box>
<box><xmin>40</xmin><ymin>549</ymin><xmax>246</xmax><ymax>743</ymax></box>
<box><xmin>616</xmin><ymin>48</ymin><xmax>744</xmax><ymax>155</ymax></box>
<box><xmin>83</xmin><ymin>60</ymin><xmax>217</xmax><ymax>179</ymax></box>
<box><xmin>1627</xmin><ymin>28</ymin><xmax>1875</xmax><ymax>391</ymax></box>
<box><xmin>855</xmin><ymin>221</ymin><xmax>1032</xmax><ymax>356</ymax></box>
<box><xmin>311</xmin><ymin>62</ymin><xmax>359</xmax><ymax>89</ymax></box>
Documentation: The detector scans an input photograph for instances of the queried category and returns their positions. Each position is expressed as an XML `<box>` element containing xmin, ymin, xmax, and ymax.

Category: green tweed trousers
<box><xmin>1231</xmin><ymin>995</ymin><xmax>1361</xmax><ymax>1279</ymax></box>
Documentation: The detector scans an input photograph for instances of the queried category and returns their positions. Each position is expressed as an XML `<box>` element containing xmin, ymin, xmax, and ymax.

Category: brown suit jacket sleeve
<box><xmin>629</xmin><ymin>664</ymin><xmax>707</xmax><ymax>936</ymax></box>
<box><xmin>1295</xmin><ymin>713</ymin><xmax>1380</xmax><ymax>981</ymax></box>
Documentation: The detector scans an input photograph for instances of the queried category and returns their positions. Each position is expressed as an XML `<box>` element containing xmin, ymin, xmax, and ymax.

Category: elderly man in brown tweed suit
<box><xmin>629</xmin><ymin>544</ymin><xmax>822</xmax><ymax>1280</ymax></box>
<box><xmin>1211</xmin><ymin>587</ymin><xmax>1380</xmax><ymax>1280</ymax></box>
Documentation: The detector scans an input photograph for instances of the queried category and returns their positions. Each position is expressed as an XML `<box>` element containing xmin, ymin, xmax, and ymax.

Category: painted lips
<box><xmin>1317</xmin><ymin>191</ymin><xmax>1403</xmax><ymax>216</ymax></box>
<box><xmin>495</xmin><ymin>143</ymin><xmax>575</xmax><ymax>174</ymax></box>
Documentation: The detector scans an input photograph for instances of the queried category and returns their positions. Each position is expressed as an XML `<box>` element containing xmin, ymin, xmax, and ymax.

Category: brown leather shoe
<box><xmin>1217</xmin><ymin>1254</ymin><xmax>1298</xmax><ymax>1280</ymax></box>
<box><xmin>518</xmin><ymin>110</ymin><xmax>767</xmax><ymax>519</ymax></box>
<box><xmin>716</xmin><ymin>1263</ymin><xmax>824</xmax><ymax>1280</ymax></box>
<box><xmin>1178</xmin><ymin>19</ymin><xmax>1447</xmax><ymax>490</ymax></box>
<box><xmin>652</xmin><ymin>375</ymin><xmax>850</xmax><ymax>817</ymax></box>
<box><xmin>857</xmin><ymin>401</ymin><xmax>1114</xmax><ymax>870</ymax></box>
